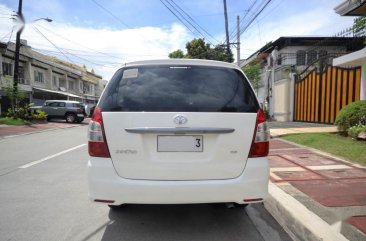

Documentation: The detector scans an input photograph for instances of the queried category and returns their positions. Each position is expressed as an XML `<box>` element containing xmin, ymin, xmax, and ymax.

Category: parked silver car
<box><xmin>33</xmin><ymin>100</ymin><xmax>85</xmax><ymax>123</ymax></box>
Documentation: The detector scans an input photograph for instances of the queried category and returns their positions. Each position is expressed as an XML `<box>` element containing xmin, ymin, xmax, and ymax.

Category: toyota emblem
<box><xmin>173</xmin><ymin>114</ymin><xmax>188</xmax><ymax>125</ymax></box>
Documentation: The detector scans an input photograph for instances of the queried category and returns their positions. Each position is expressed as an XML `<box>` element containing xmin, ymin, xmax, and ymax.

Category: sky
<box><xmin>0</xmin><ymin>0</ymin><xmax>357</xmax><ymax>80</ymax></box>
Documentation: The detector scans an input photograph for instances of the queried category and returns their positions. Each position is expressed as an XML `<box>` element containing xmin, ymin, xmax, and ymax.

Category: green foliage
<box><xmin>352</xmin><ymin>16</ymin><xmax>366</xmax><ymax>34</ymax></box>
<box><xmin>282</xmin><ymin>133</ymin><xmax>366</xmax><ymax>166</ymax></box>
<box><xmin>168</xmin><ymin>38</ymin><xmax>234</xmax><ymax>63</ymax></box>
<box><xmin>0</xmin><ymin>117</ymin><xmax>31</xmax><ymax>126</ymax></box>
<box><xmin>2</xmin><ymin>82</ymin><xmax>26</xmax><ymax>116</ymax></box>
<box><xmin>32</xmin><ymin>110</ymin><xmax>48</xmax><ymax>121</ymax></box>
<box><xmin>4</xmin><ymin>103</ymin><xmax>34</xmax><ymax>120</ymax></box>
<box><xmin>243</xmin><ymin>61</ymin><xmax>262</xmax><ymax>91</ymax></box>
<box><xmin>335</xmin><ymin>100</ymin><xmax>366</xmax><ymax>132</ymax></box>
<box><xmin>169</xmin><ymin>49</ymin><xmax>185</xmax><ymax>59</ymax></box>
<box><xmin>348</xmin><ymin>124</ymin><xmax>366</xmax><ymax>139</ymax></box>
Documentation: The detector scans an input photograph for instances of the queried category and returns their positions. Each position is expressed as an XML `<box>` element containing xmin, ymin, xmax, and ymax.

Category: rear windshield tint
<box><xmin>99</xmin><ymin>65</ymin><xmax>259</xmax><ymax>112</ymax></box>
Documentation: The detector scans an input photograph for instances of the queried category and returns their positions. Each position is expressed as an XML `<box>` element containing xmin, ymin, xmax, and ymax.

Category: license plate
<box><xmin>157</xmin><ymin>136</ymin><xmax>203</xmax><ymax>152</ymax></box>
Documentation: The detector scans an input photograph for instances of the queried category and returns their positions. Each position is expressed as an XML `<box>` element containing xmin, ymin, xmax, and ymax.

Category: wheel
<box><xmin>65</xmin><ymin>113</ymin><xmax>76</xmax><ymax>123</ymax></box>
<box><xmin>76</xmin><ymin>118</ymin><xmax>84</xmax><ymax>123</ymax></box>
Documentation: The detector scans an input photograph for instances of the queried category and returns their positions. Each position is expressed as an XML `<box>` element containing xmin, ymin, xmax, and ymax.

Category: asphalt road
<box><xmin>0</xmin><ymin>125</ymin><xmax>292</xmax><ymax>241</ymax></box>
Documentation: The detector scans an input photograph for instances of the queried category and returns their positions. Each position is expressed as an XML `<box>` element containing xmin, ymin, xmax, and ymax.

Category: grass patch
<box><xmin>0</xmin><ymin>117</ymin><xmax>31</xmax><ymax>126</ymax></box>
<box><xmin>281</xmin><ymin>133</ymin><xmax>366</xmax><ymax>166</ymax></box>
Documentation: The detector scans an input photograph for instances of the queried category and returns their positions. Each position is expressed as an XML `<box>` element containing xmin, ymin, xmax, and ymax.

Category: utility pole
<box><xmin>223</xmin><ymin>0</ymin><xmax>230</xmax><ymax>55</ymax></box>
<box><xmin>13</xmin><ymin>0</ymin><xmax>24</xmax><ymax>99</ymax></box>
<box><xmin>236</xmin><ymin>15</ymin><xmax>240</xmax><ymax>66</ymax></box>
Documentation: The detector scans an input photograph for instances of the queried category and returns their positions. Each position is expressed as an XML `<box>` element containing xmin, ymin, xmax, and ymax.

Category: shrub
<box><xmin>348</xmin><ymin>124</ymin><xmax>366</xmax><ymax>139</ymax></box>
<box><xmin>335</xmin><ymin>100</ymin><xmax>366</xmax><ymax>132</ymax></box>
<box><xmin>32</xmin><ymin>110</ymin><xmax>48</xmax><ymax>121</ymax></box>
<box><xmin>5</xmin><ymin>103</ymin><xmax>33</xmax><ymax>120</ymax></box>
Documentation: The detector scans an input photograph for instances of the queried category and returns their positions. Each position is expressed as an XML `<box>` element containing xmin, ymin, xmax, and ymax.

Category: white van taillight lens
<box><xmin>249</xmin><ymin>109</ymin><xmax>269</xmax><ymax>157</ymax></box>
<box><xmin>88</xmin><ymin>107</ymin><xmax>111</xmax><ymax>158</ymax></box>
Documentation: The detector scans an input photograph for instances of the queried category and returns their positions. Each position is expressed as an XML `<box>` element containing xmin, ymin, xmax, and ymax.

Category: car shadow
<box><xmin>48</xmin><ymin>118</ymin><xmax>90</xmax><ymax>125</ymax></box>
<box><xmin>100</xmin><ymin>204</ymin><xmax>261</xmax><ymax>241</ymax></box>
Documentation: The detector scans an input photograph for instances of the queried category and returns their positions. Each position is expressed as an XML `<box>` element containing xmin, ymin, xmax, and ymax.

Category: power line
<box><xmin>32</xmin><ymin>26</ymin><xmax>74</xmax><ymax>64</ymax></box>
<box><xmin>236</xmin><ymin>0</ymin><xmax>273</xmax><ymax>39</ymax></box>
<box><xmin>1</xmin><ymin>27</ymin><xmax>14</xmax><ymax>42</ymax></box>
<box><xmin>90</xmin><ymin>0</ymin><xmax>170</xmax><ymax>54</ymax></box>
<box><xmin>239</xmin><ymin>0</ymin><xmax>284</xmax><ymax>35</ymax></box>
<box><xmin>159</xmin><ymin>0</ymin><xmax>201</xmax><ymax>39</ymax></box>
<box><xmin>36</xmin><ymin>24</ymin><xmax>123</xmax><ymax>61</ymax></box>
<box><xmin>90</xmin><ymin>0</ymin><xmax>131</xmax><ymax>29</ymax></box>
<box><xmin>166</xmin><ymin>0</ymin><xmax>213</xmax><ymax>44</ymax></box>
<box><xmin>228</xmin><ymin>0</ymin><xmax>257</xmax><ymax>41</ymax></box>
<box><xmin>168</xmin><ymin>0</ymin><xmax>219</xmax><ymax>44</ymax></box>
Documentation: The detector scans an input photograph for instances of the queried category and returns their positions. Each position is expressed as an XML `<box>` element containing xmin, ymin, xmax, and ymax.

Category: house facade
<box><xmin>0</xmin><ymin>40</ymin><xmax>104</xmax><ymax>114</ymax></box>
<box><xmin>242</xmin><ymin>37</ymin><xmax>364</xmax><ymax>121</ymax></box>
<box><xmin>333</xmin><ymin>0</ymin><xmax>366</xmax><ymax>101</ymax></box>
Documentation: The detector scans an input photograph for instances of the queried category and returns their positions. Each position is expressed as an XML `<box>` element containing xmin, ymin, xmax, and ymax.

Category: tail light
<box><xmin>249</xmin><ymin>109</ymin><xmax>269</xmax><ymax>157</ymax></box>
<box><xmin>88</xmin><ymin>107</ymin><xmax>111</xmax><ymax>157</ymax></box>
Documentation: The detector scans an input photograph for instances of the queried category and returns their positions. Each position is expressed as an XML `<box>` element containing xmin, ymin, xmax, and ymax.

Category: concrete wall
<box><xmin>274</xmin><ymin>78</ymin><xmax>291</xmax><ymax>121</ymax></box>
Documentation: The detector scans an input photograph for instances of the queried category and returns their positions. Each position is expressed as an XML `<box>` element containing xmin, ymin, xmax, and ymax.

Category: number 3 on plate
<box><xmin>195</xmin><ymin>138</ymin><xmax>201</xmax><ymax>148</ymax></box>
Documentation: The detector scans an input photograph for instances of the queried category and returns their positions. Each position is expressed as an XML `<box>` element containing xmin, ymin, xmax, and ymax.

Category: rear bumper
<box><xmin>88</xmin><ymin>157</ymin><xmax>269</xmax><ymax>205</ymax></box>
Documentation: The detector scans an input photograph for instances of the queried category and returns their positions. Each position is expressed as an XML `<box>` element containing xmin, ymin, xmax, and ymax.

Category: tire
<box><xmin>76</xmin><ymin>118</ymin><xmax>84</xmax><ymax>123</ymax></box>
<box><xmin>65</xmin><ymin>113</ymin><xmax>76</xmax><ymax>123</ymax></box>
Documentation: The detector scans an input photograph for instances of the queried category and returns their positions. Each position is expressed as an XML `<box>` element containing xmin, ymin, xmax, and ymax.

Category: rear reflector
<box><xmin>88</xmin><ymin>107</ymin><xmax>111</xmax><ymax>158</ymax></box>
<box><xmin>94</xmin><ymin>199</ymin><xmax>115</xmax><ymax>204</ymax></box>
<box><xmin>249</xmin><ymin>109</ymin><xmax>269</xmax><ymax>157</ymax></box>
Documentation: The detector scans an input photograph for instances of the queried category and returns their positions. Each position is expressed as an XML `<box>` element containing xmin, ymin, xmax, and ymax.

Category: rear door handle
<box><xmin>125</xmin><ymin>127</ymin><xmax>235</xmax><ymax>134</ymax></box>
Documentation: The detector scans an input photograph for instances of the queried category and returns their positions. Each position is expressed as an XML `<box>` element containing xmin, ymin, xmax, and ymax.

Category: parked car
<box><xmin>32</xmin><ymin>100</ymin><xmax>85</xmax><ymax>123</ymax></box>
<box><xmin>87</xmin><ymin>59</ymin><xmax>269</xmax><ymax>209</ymax></box>
<box><xmin>89</xmin><ymin>105</ymin><xmax>96</xmax><ymax>117</ymax></box>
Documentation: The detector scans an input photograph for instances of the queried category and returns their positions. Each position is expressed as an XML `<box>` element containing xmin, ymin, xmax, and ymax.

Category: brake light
<box><xmin>88</xmin><ymin>107</ymin><xmax>111</xmax><ymax>157</ymax></box>
<box><xmin>249</xmin><ymin>109</ymin><xmax>269</xmax><ymax>157</ymax></box>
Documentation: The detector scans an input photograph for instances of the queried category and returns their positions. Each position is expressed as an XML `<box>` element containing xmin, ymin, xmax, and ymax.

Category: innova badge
<box><xmin>173</xmin><ymin>114</ymin><xmax>188</xmax><ymax>125</ymax></box>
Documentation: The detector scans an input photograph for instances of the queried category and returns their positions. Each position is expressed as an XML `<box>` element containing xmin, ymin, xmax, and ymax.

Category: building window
<box><xmin>59</xmin><ymin>78</ymin><xmax>66</xmax><ymax>88</ymax></box>
<box><xmin>277</xmin><ymin>54</ymin><xmax>282</xmax><ymax>65</ymax></box>
<box><xmin>68</xmin><ymin>80</ymin><xmax>74</xmax><ymax>90</ymax></box>
<box><xmin>2</xmin><ymin>62</ymin><xmax>12</xmax><ymax>76</ymax></box>
<box><xmin>84</xmin><ymin>83</ymin><xmax>90</xmax><ymax>93</ymax></box>
<box><xmin>52</xmin><ymin>75</ymin><xmax>58</xmax><ymax>88</ymax></box>
<box><xmin>34</xmin><ymin>70</ymin><xmax>44</xmax><ymax>83</ymax></box>
<box><xmin>18</xmin><ymin>66</ymin><xmax>26</xmax><ymax>84</ymax></box>
<box><xmin>307</xmin><ymin>50</ymin><xmax>317</xmax><ymax>65</ymax></box>
<box><xmin>296</xmin><ymin>50</ymin><xmax>306</xmax><ymax>66</ymax></box>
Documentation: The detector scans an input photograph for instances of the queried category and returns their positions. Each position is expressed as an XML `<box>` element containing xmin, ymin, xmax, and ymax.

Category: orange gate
<box><xmin>294</xmin><ymin>66</ymin><xmax>361</xmax><ymax>124</ymax></box>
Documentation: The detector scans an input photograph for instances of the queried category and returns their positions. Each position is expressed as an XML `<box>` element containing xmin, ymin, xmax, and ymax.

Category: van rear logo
<box><xmin>173</xmin><ymin>114</ymin><xmax>188</xmax><ymax>125</ymax></box>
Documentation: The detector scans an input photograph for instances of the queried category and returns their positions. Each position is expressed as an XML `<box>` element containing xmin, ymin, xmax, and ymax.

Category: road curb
<box><xmin>264</xmin><ymin>182</ymin><xmax>349</xmax><ymax>241</ymax></box>
<box><xmin>0</xmin><ymin>125</ymin><xmax>80</xmax><ymax>140</ymax></box>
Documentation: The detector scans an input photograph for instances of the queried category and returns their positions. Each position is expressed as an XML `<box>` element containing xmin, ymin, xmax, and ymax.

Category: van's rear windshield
<box><xmin>99</xmin><ymin>65</ymin><xmax>259</xmax><ymax>112</ymax></box>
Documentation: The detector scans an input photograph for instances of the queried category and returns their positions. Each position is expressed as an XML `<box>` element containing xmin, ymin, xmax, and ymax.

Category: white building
<box><xmin>0</xmin><ymin>41</ymin><xmax>103</xmax><ymax>114</ymax></box>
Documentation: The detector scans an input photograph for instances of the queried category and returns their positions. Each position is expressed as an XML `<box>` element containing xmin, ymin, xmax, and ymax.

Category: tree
<box><xmin>242</xmin><ymin>61</ymin><xmax>262</xmax><ymax>94</ymax></box>
<box><xmin>169</xmin><ymin>49</ymin><xmax>185</xmax><ymax>59</ymax></box>
<box><xmin>352</xmin><ymin>16</ymin><xmax>366</xmax><ymax>35</ymax></box>
<box><xmin>168</xmin><ymin>38</ymin><xmax>234</xmax><ymax>63</ymax></box>
<box><xmin>1</xmin><ymin>76</ymin><xmax>25</xmax><ymax>115</ymax></box>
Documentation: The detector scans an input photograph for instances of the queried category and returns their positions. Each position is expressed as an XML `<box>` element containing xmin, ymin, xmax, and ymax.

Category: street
<box><xmin>0</xmin><ymin>126</ymin><xmax>291</xmax><ymax>241</ymax></box>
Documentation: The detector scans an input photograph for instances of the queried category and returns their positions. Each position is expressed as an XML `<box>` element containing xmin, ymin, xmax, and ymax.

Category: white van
<box><xmin>88</xmin><ymin>59</ymin><xmax>269</xmax><ymax>209</ymax></box>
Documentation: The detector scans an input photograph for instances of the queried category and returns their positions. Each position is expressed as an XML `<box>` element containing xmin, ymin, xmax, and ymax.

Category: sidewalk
<box><xmin>0</xmin><ymin>119</ymin><xmax>89</xmax><ymax>138</ymax></box>
<box><xmin>266</xmin><ymin>124</ymin><xmax>366</xmax><ymax>241</ymax></box>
